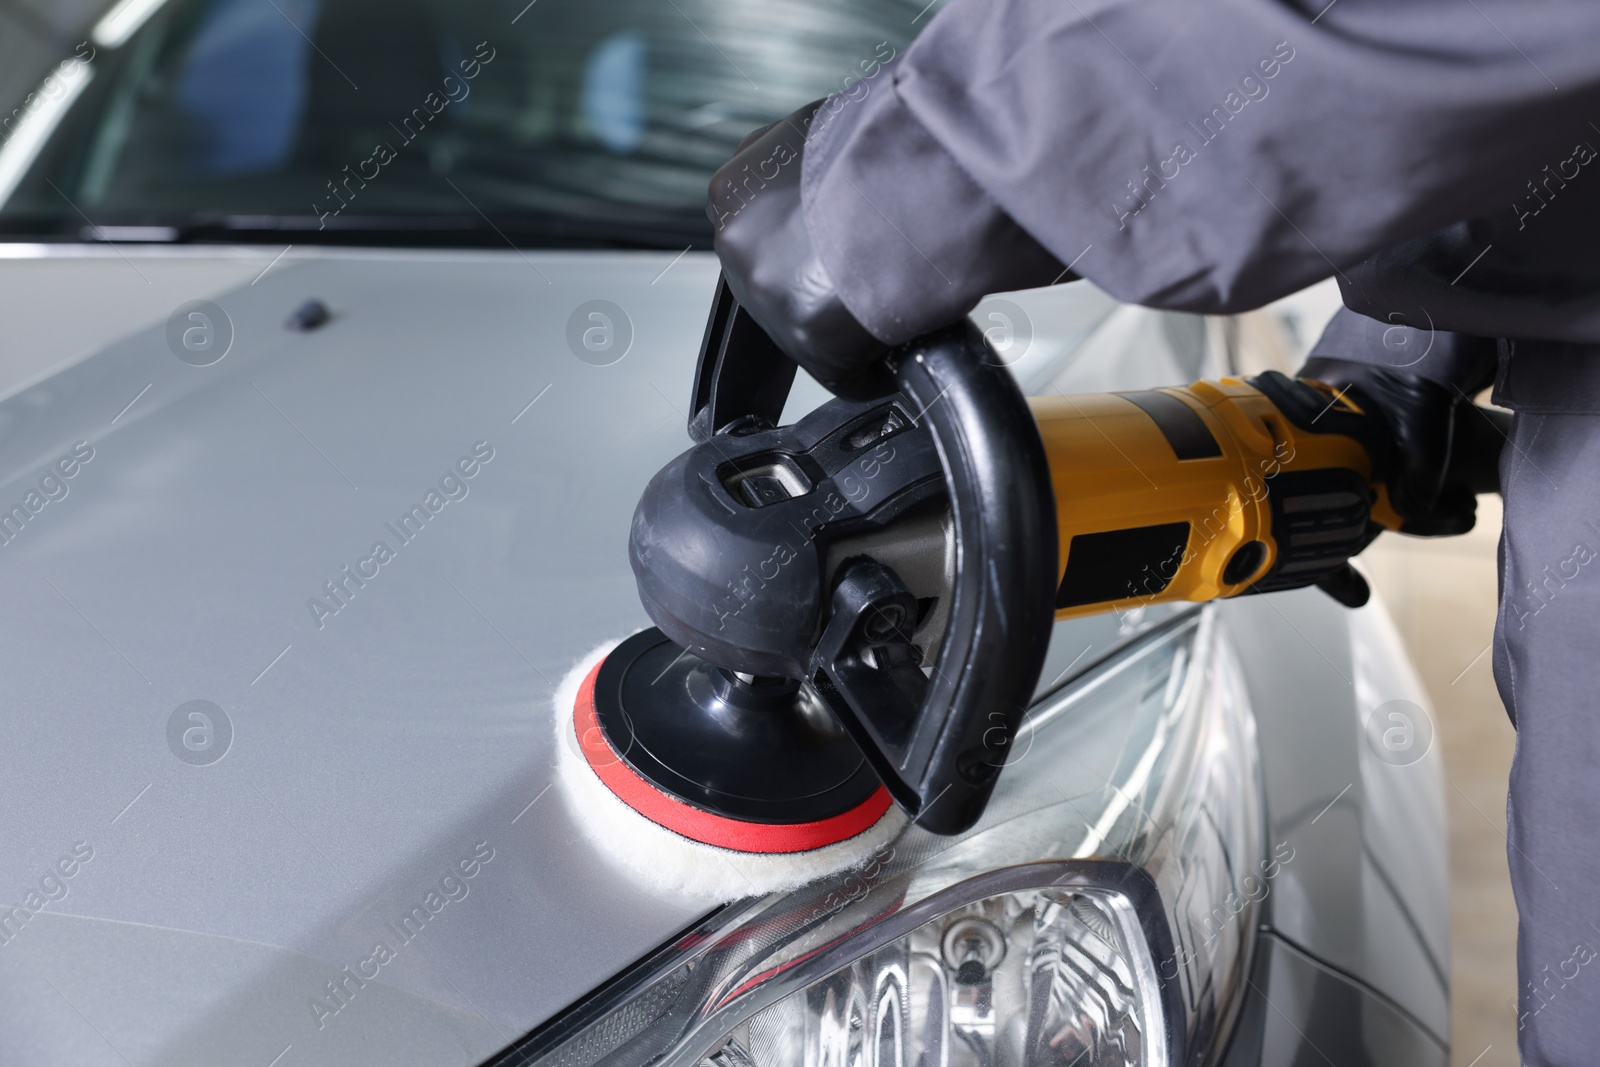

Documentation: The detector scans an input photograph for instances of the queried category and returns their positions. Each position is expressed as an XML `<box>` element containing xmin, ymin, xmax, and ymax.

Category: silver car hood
<box><xmin>0</xmin><ymin>248</ymin><xmax>1198</xmax><ymax>1066</ymax></box>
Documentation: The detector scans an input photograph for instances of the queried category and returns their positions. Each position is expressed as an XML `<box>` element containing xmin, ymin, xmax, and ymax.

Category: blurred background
<box><xmin>1</xmin><ymin>6</ymin><xmax>1519</xmax><ymax>1063</ymax></box>
<box><xmin>0</xmin><ymin>0</ymin><xmax>107</xmax><ymax>109</ymax></box>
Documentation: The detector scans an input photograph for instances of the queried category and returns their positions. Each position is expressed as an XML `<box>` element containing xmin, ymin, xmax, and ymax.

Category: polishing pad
<box><xmin>551</xmin><ymin>638</ymin><xmax>906</xmax><ymax>900</ymax></box>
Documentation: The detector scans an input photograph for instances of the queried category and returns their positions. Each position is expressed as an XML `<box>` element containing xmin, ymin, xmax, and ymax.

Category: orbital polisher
<box><xmin>559</xmin><ymin>277</ymin><xmax>1502</xmax><ymax>896</ymax></box>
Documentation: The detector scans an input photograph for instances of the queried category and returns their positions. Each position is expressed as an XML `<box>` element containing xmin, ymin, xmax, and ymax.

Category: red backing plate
<box><xmin>574</xmin><ymin>658</ymin><xmax>892</xmax><ymax>854</ymax></box>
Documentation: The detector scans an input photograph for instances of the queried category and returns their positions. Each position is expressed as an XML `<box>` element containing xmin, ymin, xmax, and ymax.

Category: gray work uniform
<box><xmin>797</xmin><ymin>1</ymin><xmax>1600</xmax><ymax>1062</ymax></box>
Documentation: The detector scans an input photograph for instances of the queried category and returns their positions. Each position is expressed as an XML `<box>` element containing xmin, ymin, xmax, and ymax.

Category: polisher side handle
<box><xmin>815</xmin><ymin>324</ymin><xmax>1059</xmax><ymax>836</ymax></box>
<box><xmin>687</xmin><ymin>275</ymin><xmax>799</xmax><ymax>443</ymax></box>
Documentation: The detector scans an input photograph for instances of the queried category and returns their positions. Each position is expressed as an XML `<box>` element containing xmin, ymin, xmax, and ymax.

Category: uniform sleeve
<box><xmin>1306</xmin><ymin>307</ymin><xmax>1500</xmax><ymax>394</ymax></box>
<box><xmin>801</xmin><ymin>0</ymin><xmax>1600</xmax><ymax>345</ymax></box>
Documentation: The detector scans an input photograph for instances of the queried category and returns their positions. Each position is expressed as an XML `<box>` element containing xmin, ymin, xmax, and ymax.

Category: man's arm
<box><xmin>803</xmin><ymin>0</ymin><xmax>1600</xmax><ymax>344</ymax></box>
<box><xmin>1306</xmin><ymin>308</ymin><xmax>1500</xmax><ymax>395</ymax></box>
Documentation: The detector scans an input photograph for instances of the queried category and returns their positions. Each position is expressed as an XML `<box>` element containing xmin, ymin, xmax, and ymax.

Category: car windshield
<box><xmin>0</xmin><ymin>0</ymin><xmax>928</xmax><ymax>247</ymax></box>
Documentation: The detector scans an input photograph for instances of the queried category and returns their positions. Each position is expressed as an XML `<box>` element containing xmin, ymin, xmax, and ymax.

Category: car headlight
<box><xmin>697</xmin><ymin>878</ymin><xmax>1165</xmax><ymax>1066</ymax></box>
<box><xmin>516</xmin><ymin>609</ymin><xmax>1261</xmax><ymax>1067</ymax></box>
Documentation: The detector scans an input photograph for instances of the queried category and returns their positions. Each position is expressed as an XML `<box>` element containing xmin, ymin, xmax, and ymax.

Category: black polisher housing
<box><xmin>610</xmin><ymin>280</ymin><xmax>1058</xmax><ymax>837</ymax></box>
<box><xmin>587</xmin><ymin>629</ymin><xmax>888</xmax><ymax>841</ymax></box>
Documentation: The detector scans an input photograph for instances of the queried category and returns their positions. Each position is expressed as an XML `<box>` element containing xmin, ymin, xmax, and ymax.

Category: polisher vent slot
<box><xmin>721</xmin><ymin>453</ymin><xmax>813</xmax><ymax>508</ymax></box>
<box><xmin>844</xmin><ymin>407</ymin><xmax>908</xmax><ymax>451</ymax></box>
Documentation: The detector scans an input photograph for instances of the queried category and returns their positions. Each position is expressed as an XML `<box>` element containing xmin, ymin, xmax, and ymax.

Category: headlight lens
<box><xmin>520</xmin><ymin>610</ymin><xmax>1259</xmax><ymax>1067</ymax></box>
<box><xmin>709</xmin><ymin>885</ymin><xmax>1162</xmax><ymax>1066</ymax></box>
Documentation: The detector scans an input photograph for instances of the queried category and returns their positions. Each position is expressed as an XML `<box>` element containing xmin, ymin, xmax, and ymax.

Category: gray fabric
<box><xmin>1493</xmin><ymin>396</ymin><xmax>1600</xmax><ymax>1064</ymax></box>
<box><xmin>1308</xmin><ymin>307</ymin><xmax>1499</xmax><ymax>392</ymax></box>
<box><xmin>1495</xmin><ymin>342</ymin><xmax>1600</xmax><ymax>415</ymax></box>
<box><xmin>802</xmin><ymin>88</ymin><xmax>1066</xmax><ymax>345</ymax></box>
<box><xmin>1341</xmin><ymin>214</ymin><xmax>1600</xmax><ymax>348</ymax></box>
<box><xmin>802</xmin><ymin>0</ymin><xmax>1600</xmax><ymax>344</ymax></box>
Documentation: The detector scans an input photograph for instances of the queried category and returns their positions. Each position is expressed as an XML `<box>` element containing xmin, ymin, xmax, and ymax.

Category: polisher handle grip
<box><xmin>687</xmin><ymin>275</ymin><xmax>798</xmax><ymax>443</ymax></box>
<box><xmin>680</xmin><ymin>274</ymin><xmax>1058</xmax><ymax>835</ymax></box>
<box><xmin>818</xmin><ymin>325</ymin><xmax>1059</xmax><ymax>835</ymax></box>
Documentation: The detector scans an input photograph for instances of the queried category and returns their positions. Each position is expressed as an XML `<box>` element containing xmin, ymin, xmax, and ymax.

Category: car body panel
<box><xmin>0</xmin><ymin>248</ymin><xmax>1264</xmax><ymax>1065</ymax></box>
<box><xmin>1219</xmin><ymin>933</ymin><xmax>1447</xmax><ymax>1067</ymax></box>
<box><xmin>1218</xmin><ymin>592</ymin><xmax>1450</xmax><ymax>1044</ymax></box>
<box><xmin>1</xmin><ymin>248</ymin><xmax>737</xmax><ymax>1067</ymax></box>
<box><xmin>0</xmin><ymin>245</ymin><xmax>278</xmax><ymax>407</ymax></box>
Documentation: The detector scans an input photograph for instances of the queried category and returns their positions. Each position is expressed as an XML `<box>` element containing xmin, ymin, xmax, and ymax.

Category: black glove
<box><xmin>707</xmin><ymin>102</ymin><xmax>894</xmax><ymax>401</ymax></box>
<box><xmin>1298</xmin><ymin>358</ymin><xmax>1477</xmax><ymax>537</ymax></box>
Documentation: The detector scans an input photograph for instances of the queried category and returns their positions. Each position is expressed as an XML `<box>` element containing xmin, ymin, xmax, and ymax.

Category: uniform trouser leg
<box><xmin>1493</xmin><ymin>403</ymin><xmax>1600</xmax><ymax>1065</ymax></box>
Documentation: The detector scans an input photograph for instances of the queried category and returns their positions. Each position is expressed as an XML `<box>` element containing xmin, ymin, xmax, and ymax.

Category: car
<box><xmin>0</xmin><ymin>1</ymin><xmax>1448</xmax><ymax>1064</ymax></box>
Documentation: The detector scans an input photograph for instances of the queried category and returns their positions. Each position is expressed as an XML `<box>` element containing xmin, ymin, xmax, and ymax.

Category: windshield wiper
<box><xmin>209</xmin><ymin>213</ymin><xmax>713</xmax><ymax>250</ymax></box>
<box><xmin>0</xmin><ymin>212</ymin><xmax>713</xmax><ymax>250</ymax></box>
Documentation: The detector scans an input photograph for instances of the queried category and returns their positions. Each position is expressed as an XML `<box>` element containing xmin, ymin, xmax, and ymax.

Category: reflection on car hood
<box><xmin>0</xmin><ymin>248</ymin><xmax>1169</xmax><ymax>1067</ymax></box>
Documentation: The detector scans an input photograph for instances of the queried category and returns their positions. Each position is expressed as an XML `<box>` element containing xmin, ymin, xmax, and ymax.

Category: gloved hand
<box><xmin>707</xmin><ymin>101</ymin><xmax>894</xmax><ymax>401</ymax></box>
<box><xmin>1298</xmin><ymin>357</ymin><xmax>1477</xmax><ymax>537</ymax></box>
